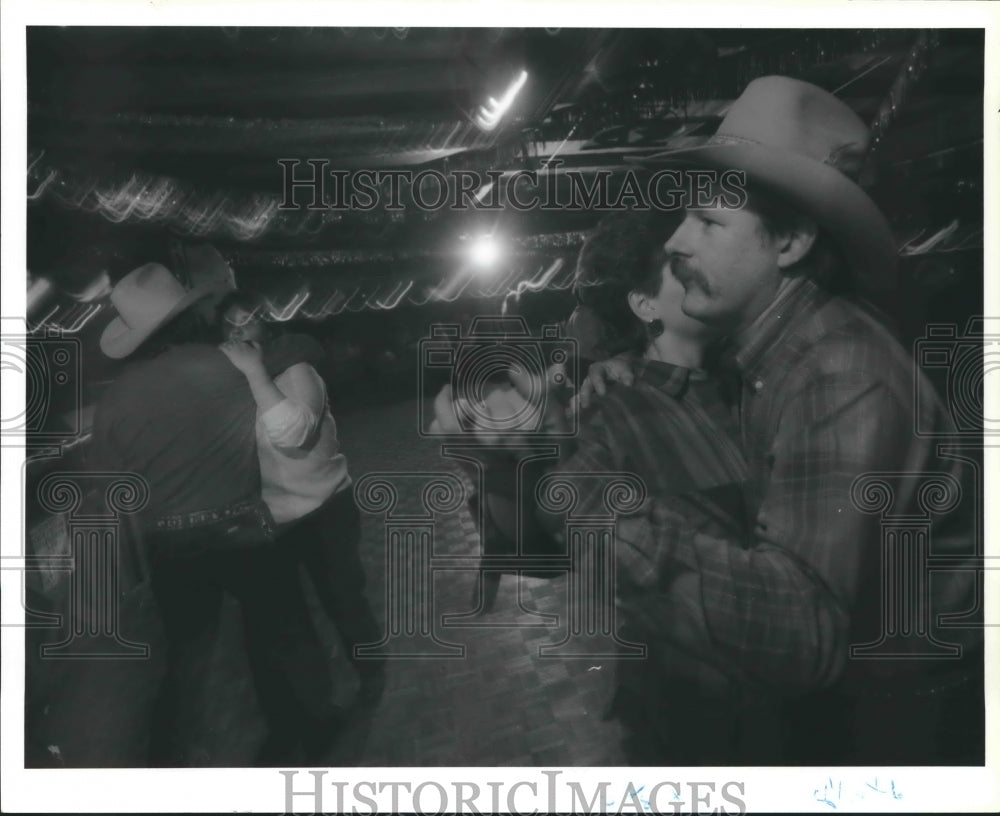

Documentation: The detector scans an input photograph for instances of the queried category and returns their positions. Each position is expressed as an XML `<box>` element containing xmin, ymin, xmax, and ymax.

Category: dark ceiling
<box><xmin>26</xmin><ymin>27</ymin><xmax>984</xmax><ymax>307</ymax></box>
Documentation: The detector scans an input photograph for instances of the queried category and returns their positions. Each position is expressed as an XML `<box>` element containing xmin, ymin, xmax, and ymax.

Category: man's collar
<box><xmin>729</xmin><ymin>277</ymin><xmax>826</xmax><ymax>378</ymax></box>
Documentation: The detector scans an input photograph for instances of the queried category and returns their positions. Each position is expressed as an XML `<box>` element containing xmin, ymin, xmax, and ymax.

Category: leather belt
<box><xmin>152</xmin><ymin>498</ymin><xmax>265</xmax><ymax>532</ymax></box>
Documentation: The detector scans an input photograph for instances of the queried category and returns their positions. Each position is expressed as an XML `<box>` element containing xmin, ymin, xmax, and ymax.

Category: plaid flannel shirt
<box><xmin>615</xmin><ymin>278</ymin><xmax>981</xmax><ymax>694</ymax></box>
<box><xmin>539</xmin><ymin>359</ymin><xmax>754</xmax><ymax>695</ymax></box>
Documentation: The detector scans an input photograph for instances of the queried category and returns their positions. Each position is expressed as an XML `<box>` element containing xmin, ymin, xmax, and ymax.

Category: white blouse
<box><xmin>257</xmin><ymin>362</ymin><xmax>351</xmax><ymax>524</ymax></box>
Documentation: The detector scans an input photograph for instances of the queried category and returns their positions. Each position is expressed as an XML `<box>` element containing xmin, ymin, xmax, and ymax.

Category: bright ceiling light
<box><xmin>475</xmin><ymin>70</ymin><xmax>528</xmax><ymax>132</ymax></box>
<box><xmin>469</xmin><ymin>235</ymin><xmax>500</xmax><ymax>268</ymax></box>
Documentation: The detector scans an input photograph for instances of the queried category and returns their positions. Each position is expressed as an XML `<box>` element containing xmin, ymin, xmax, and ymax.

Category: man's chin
<box><xmin>680</xmin><ymin>289</ymin><xmax>712</xmax><ymax>319</ymax></box>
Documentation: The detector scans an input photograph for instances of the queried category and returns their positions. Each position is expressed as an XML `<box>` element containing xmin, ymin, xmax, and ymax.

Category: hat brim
<box><xmin>628</xmin><ymin>143</ymin><xmax>898</xmax><ymax>293</ymax></box>
<box><xmin>99</xmin><ymin>283</ymin><xmax>218</xmax><ymax>360</ymax></box>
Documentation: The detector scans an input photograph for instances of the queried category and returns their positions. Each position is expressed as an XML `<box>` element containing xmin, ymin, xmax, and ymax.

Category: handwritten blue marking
<box><xmin>813</xmin><ymin>777</ymin><xmax>903</xmax><ymax>809</ymax></box>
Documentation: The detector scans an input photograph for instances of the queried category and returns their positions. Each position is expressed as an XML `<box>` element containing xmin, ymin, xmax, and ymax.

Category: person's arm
<box><xmin>614</xmin><ymin>370</ymin><xmax>906</xmax><ymax>693</ymax></box>
<box><xmin>219</xmin><ymin>340</ymin><xmax>286</xmax><ymax>413</ymax></box>
<box><xmin>572</xmin><ymin>353</ymin><xmax>637</xmax><ymax>412</ymax></box>
<box><xmin>258</xmin><ymin>363</ymin><xmax>326</xmax><ymax>450</ymax></box>
<box><xmin>219</xmin><ymin>341</ymin><xmax>323</xmax><ymax>450</ymax></box>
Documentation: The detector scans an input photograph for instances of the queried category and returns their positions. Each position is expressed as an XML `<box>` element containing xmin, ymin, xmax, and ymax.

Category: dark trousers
<box><xmin>148</xmin><ymin>531</ymin><xmax>337</xmax><ymax>764</ymax></box>
<box><xmin>277</xmin><ymin>488</ymin><xmax>383</xmax><ymax>676</ymax></box>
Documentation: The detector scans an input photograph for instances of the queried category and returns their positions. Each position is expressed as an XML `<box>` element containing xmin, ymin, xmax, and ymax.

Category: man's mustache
<box><xmin>670</xmin><ymin>258</ymin><xmax>710</xmax><ymax>293</ymax></box>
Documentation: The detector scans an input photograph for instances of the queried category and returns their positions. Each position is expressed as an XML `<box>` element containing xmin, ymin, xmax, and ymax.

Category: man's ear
<box><xmin>776</xmin><ymin>218</ymin><xmax>818</xmax><ymax>270</ymax></box>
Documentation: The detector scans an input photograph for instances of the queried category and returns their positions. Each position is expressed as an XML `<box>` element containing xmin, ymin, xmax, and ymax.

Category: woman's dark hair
<box><xmin>574</xmin><ymin>212</ymin><xmax>677</xmax><ymax>354</ymax></box>
<box><xmin>216</xmin><ymin>289</ymin><xmax>269</xmax><ymax>321</ymax></box>
<box><xmin>500</xmin><ymin>286</ymin><xmax>576</xmax><ymax>335</ymax></box>
<box><xmin>215</xmin><ymin>289</ymin><xmax>278</xmax><ymax>341</ymax></box>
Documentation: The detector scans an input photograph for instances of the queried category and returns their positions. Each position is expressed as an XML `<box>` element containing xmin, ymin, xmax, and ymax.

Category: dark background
<box><xmin>25</xmin><ymin>27</ymin><xmax>985</xmax><ymax>420</ymax></box>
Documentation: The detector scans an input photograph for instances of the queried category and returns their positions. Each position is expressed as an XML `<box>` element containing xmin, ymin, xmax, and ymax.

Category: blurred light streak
<box><xmin>94</xmin><ymin>176</ymin><xmax>176</xmax><ymax>221</ymax></box>
<box><xmin>473</xmin><ymin>181</ymin><xmax>494</xmax><ymax>205</ymax></box>
<box><xmin>28</xmin><ymin>305</ymin><xmax>61</xmax><ymax>333</ymax></box>
<box><xmin>263</xmin><ymin>288</ymin><xmax>311</xmax><ymax>321</ymax></box>
<box><xmin>326</xmin><ymin>290</ymin><xmax>353</xmax><ymax>316</ymax></box>
<box><xmin>373</xmin><ymin>280</ymin><xmax>413</xmax><ymax>310</ymax></box>
<box><xmin>429</xmin><ymin>267</ymin><xmax>477</xmax><ymax>303</ymax></box>
<box><xmin>27</xmin><ymin>150</ymin><xmax>46</xmax><ymax>174</ymax></box>
<box><xmin>528</xmin><ymin>258</ymin><xmax>565</xmax><ymax>289</ymax></box>
<box><xmin>407</xmin><ymin>288</ymin><xmax>434</xmax><ymax>306</ymax></box>
<box><xmin>27</xmin><ymin>170</ymin><xmax>57</xmax><ymax>201</ymax></box>
<box><xmin>477</xmin><ymin>268</ymin><xmax>520</xmax><ymax>298</ymax></box>
<box><xmin>540</xmin><ymin>125</ymin><xmax>578</xmax><ymax>174</ymax></box>
<box><xmin>226</xmin><ymin>203</ymin><xmax>280</xmax><ymax>240</ymax></box>
<box><xmin>441</xmin><ymin>121</ymin><xmax>465</xmax><ymax>151</ymax></box>
<box><xmin>56</xmin><ymin>303</ymin><xmax>104</xmax><ymax>334</ymax></box>
<box><xmin>300</xmin><ymin>290</ymin><xmax>346</xmax><ymax>319</ymax></box>
<box><xmin>344</xmin><ymin>289</ymin><xmax>372</xmax><ymax>313</ymax></box>
<box><xmin>32</xmin><ymin>162</ymin><xmax>281</xmax><ymax>240</ymax></box>
<box><xmin>475</xmin><ymin>70</ymin><xmax>528</xmax><ymax>132</ymax></box>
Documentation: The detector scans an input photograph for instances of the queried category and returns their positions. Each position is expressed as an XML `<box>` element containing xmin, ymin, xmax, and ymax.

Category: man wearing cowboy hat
<box><xmin>577</xmin><ymin>76</ymin><xmax>981</xmax><ymax>764</ymax></box>
<box><xmin>84</xmin><ymin>261</ymin><xmax>340</xmax><ymax>766</ymax></box>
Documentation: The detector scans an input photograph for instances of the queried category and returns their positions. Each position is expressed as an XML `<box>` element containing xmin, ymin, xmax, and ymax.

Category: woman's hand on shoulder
<box><xmin>572</xmin><ymin>354</ymin><xmax>636</xmax><ymax>411</ymax></box>
<box><xmin>219</xmin><ymin>339</ymin><xmax>267</xmax><ymax>377</ymax></box>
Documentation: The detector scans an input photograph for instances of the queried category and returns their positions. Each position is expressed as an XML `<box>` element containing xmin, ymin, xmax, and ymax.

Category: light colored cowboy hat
<box><xmin>632</xmin><ymin>75</ymin><xmax>898</xmax><ymax>292</ymax></box>
<box><xmin>99</xmin><ymin>262</ymin><xmax>225</xmax><ymax>359</ymax></box>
